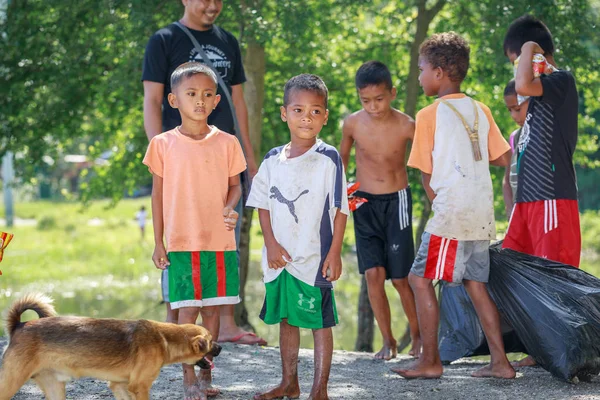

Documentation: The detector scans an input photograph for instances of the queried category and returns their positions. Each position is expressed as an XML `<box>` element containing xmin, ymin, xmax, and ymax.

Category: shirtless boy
<box><xmin>340</xmin><ymin>61</ymin><xmax>421</xmax><ymax>360</ymax></box>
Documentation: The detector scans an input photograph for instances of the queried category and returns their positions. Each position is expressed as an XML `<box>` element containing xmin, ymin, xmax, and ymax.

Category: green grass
<box><xmin>1</xmin><ymin>198</ymin><xmax>599</xmax><ymax>352</ymax></box>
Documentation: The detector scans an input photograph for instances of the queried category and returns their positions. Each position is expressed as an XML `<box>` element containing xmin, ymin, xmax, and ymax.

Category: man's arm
<box><xmin>231</xmin><ymin>84</ymin><xmax>258</xmax><ymax>178</ymax></box>
<box><xmin>143</xmin><ymin>81</ymin><xmax>165</xmax><ymax>141</ymax></box>
<box><xmin>514</xmin><ymin>42</ymin><xmax>544</xmax><ymax>97</ymax></box>
<box><xmin>340</xmin><ymin>117</ymin><xmax>355</xmax><ymax>171</ymax></box>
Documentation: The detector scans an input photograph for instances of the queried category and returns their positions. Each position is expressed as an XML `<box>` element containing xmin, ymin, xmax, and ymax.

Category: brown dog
<box><xmin>0</xmin><ymin>293</ymin><xmax>221</xmax><ymax>400</ymax></box>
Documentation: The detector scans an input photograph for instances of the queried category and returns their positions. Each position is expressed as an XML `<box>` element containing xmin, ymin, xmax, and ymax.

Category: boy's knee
<box><xmin>408</xmin><ymin>273</ymin><xmax>430</xmax><ymax>290</ymax></box>
<box><xmin>364</xmin><ymin>267</ymin><xmax>386</xmax><ymax>284</ymax></box>
<box><xmin>391</xmin><ymin>277</ymin><xmax>409</xmax><ymax>290</ymax></box>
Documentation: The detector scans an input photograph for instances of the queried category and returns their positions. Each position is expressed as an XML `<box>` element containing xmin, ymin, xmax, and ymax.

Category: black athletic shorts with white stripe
<box><xmin>352</xmin><ymin>187</ymin><xmax>415</xmax><ymax>280</ymax></box>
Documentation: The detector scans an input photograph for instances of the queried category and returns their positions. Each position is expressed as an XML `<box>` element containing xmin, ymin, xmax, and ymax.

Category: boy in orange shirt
<box><xmin>144</xmin><ymin>62</ymin><xmax>246</xmax><ymax>400</ymax></box>
<box><xmin>395</xmin><ymin>32</ymin><xmax>514</xmax><ymax>380</ymax></box>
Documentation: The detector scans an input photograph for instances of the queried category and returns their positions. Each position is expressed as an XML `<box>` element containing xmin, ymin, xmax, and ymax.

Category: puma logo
<box><xmin>269</xmin><ymin>186</ymin><xmax>309</xmax><ymax>223</ymax></box>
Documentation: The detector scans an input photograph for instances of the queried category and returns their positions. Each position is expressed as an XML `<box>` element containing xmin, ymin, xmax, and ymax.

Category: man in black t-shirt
<box><xmin>141</xmin><ymin>0</ymin><xmax>265</xmax><ymax>377</ymax></box>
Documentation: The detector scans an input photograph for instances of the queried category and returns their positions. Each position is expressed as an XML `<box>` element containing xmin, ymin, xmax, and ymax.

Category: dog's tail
<box><xmin>5</xmin><ymin>293</ymin><xmax>57</xmax><ymax>337</ymax></box>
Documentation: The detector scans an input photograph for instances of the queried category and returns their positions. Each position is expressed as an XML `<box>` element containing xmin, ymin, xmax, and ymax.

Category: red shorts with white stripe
<box><xmin>503</xmin><ymin>199</ymin><xmax>581</xmax><ymax>267</ymax></box>
<box><xmin>410</xmin><ymin>232</ymin><xmax>490</xmax><ymax>284</ymax></box>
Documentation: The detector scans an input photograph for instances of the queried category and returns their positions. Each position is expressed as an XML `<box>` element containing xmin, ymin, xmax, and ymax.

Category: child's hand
<box><xmin>322</xmin><ymin>251</ymin><xmax>342</xmax><ymax>282</ymax></box>
<box><xmin>223</xmin><ymin>206</ymin><xmax>238</xmax><ymax>231</ymax></box>
<box><xmin>522</xmin><ymin>41</ymin><xmax>544</xmax><ymax>55</ymax></box>
<box><xmin>152</xmin><ymin>245</ymin><xmax>170</xmax><ymax>270</ymax></box>
<box><xmin>266</xmin><ymin>240</ymin><xmax>292</xmax><ymax>269</ymax></box>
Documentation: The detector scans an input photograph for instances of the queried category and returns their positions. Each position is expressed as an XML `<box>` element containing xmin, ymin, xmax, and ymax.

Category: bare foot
<box><xmin>408</xmin><ymin>336</ymin><xmax>422</xmax><ymax>358</ymax></box>
<box><xmin>197</xmin><ymin>369</ymin><xmax>220</xmax><ymax>397</ymax></box>
<box><xmin>472</xmin><ymin>363</ymin><xmax>516</xmax><ymax>379</ymax></box>
<box><xmin>184</xmin><ymin>382</ymin><xmax>207</xmax><ymax>400</ymax></box>
<box><xmin>253</xmin><ymin>383</ymin><xmax>300</xmax><ymax>400</ymax></box>
<box><xmin>307</xmin><ymin>390</ymin><xmax>329</xmax><ymax>400</ymax></box>
<box><xmin>374</xmin><ymin>341</ymin><xmax>397</xmax><ymax>360</ymax></box>
<box><xmin>390</xmin><ymin>359</ymin><xmax>443</xmax><ymax>379</ymax></box>
<box><xmin>511</xmin><ymin>355</ymin><xmax>536</xmax><ymax>368</ymax></box>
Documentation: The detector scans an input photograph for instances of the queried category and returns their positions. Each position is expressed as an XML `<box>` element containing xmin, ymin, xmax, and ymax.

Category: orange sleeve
<box><xmin>407</xmin><ymin>103</ymin><xmax>438</xmax><ymax>174</ymax></box>
<box><xmin>480</xmin><ymin>103</ymin><xmax>511</xmax><ymax>161</ymax></box>
<box><xmin>142</xmin><ymin>135</ymin><xmax>165</xmax><ymax>177</ymax></box>
<box><xmin>228</xmin><ymin>135</ymin><xmax>247</xmax><ymax>177</ymax></box>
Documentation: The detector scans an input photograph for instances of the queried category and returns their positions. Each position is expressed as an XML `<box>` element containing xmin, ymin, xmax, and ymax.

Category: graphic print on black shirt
<box><xmin>142</xmin><ymin>24</ymin><xmax>246</xmax><ymax>134</ymax></box>
<box><xmin>515</xmin><ymin>70</ymin><xmax>579</xmax><ymax>203</ymax></box>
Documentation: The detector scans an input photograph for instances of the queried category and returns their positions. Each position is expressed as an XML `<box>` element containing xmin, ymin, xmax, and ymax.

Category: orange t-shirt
<box><xmin>143</xmin><ymin>126</ymin><xmax>247</xmax><ymax>252</ymax></box>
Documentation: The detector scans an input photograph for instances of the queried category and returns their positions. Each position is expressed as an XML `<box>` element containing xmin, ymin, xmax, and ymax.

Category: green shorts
<box><xmin>168</xmin><ymin>251</ymin><xmax>240</xmax><ymax>309</ymax></box>
<box><xmin>259</xmin><ymin>269</ymin><xmax>338</xmax><ymax>329</ymax></box>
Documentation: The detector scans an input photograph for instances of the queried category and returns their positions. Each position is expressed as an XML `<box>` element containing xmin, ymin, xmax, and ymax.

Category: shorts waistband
<box><xmin>355</xmin><ymin>186</ymin><xmax>411</xmax><ymax>201</ymax></box>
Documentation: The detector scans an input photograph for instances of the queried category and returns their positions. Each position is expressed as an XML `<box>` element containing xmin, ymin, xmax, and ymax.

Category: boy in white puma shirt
<box><xmin>247</xmin><ymin>74</ymin><xmax>349</xmax><ymax>400</ymax></box>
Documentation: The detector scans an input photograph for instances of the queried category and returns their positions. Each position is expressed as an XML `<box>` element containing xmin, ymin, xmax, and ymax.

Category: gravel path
<box><xmin>3</xmin><ymin>340</ymin><xmax>600</xmax><ymax>399</ymax></box>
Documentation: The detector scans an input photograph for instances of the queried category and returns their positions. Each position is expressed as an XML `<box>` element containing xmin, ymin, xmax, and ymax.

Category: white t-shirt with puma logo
<box><xmin>247</xmin><ymin>139</ymin><xmax>349</xmax><ymax>288</ymax></box>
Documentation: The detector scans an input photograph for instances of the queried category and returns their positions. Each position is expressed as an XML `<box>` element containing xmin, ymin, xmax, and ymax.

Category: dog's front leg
<box><xmin>109</xmin><ymin>382</ymin><xmax>133</xmax><ymax>400</ymax></box>
<box><xmin>32</xmin><ymin>371</ymin><xmax>66</xmax><ymax>400</ymax></box>
<box><xmin>127</xmin><ymin>382</ymin><xmax>151</xmax><ymax>400</ymax></box>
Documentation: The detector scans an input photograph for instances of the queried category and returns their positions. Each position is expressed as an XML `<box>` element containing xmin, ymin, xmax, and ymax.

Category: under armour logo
<box><xmin>270</xmin><ymin>186</ymin><xmax>309</xmax><ymax>223</ymax></box>
<box><xmin>298</xmin><ymin>293</ymin><xmax>316</xmax><ymax>310</ymax></box>
<box><xmin>391</xmin><ymin>244</ymin><xmax>400</xmax><ymax>252</ymax></box>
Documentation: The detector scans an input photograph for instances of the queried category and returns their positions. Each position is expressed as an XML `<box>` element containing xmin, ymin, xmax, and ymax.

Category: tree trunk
<box><xmin>234</xmin><ymin>40</ymin><xmax>266</xmax><ymax>329</ymax></box>
<box><xmin>354</xmin><ymin>275</ymin><xmax>374</xmax><ymax>352</ymax></box>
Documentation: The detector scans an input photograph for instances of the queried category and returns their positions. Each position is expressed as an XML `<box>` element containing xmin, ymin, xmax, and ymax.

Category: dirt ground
<box><xmin>3</xmin><ymin>339</ymin><xmax>600</xmax><ymax>400</ymax></box>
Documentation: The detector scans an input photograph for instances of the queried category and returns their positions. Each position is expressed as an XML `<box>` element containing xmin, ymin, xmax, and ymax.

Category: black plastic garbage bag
<box><xmin>439</xmin><ymin>283</ymin><xmax>526</xmax><ymax>363</ymax></box>
<box><xmin>439</xmin><ymin>242</ymin><xmax>600</xmax><ymax>382</ymax></box>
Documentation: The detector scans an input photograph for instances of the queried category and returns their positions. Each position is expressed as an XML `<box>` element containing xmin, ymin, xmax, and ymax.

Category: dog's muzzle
<box><xmin>195</xmin><ymin>343</ymin><xmax>222</xmax><ymax>369</ymax></box>
<box><xmin>209</xmin><ymin>342</ymin><xmax>222</xmax><ymax>357</ymax></box>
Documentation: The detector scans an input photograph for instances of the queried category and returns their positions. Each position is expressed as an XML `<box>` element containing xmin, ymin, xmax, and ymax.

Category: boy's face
<box><xmin>168</xmin><ymin>74</ymin><xmax>221</xmax><ymax>123</ymax></box>
<box><xmin>418</xmin><ymin>56</ymin><xmax>440</xmax><ymax>97</ymax></box>
<box><xmin>280</xmin><ymin>90</ymin><xmax>329</xmax><ymax>142</ymax></box>
<box><xmin>504</xmin><ymin>94</ymin><xmax>528</xmax><ymax>127</ymax></box>
<box><xmin>183</xmin><ymin>0</ymin><xmax>223</xmax><ymax>29</ymax></box>
<box><xmin>357</xmin><ymin>84</ymin><xmax>397</xmax><ymax>119</ymax></box>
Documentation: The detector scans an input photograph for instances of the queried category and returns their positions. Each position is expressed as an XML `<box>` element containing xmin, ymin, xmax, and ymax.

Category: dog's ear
<box><xmin>192</xmin><ymin>335</ymin><xmax>209</xmax><ymax>353</ymax></box>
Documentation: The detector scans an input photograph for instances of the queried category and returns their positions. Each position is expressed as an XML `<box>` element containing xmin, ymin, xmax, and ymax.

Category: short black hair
<box><xmin>170</xmin><ymin>62</ymin><xmax>218</xmax><ymax>91</ymax></box>
<box><xmin>355</xmin><ymin>61</ymin><xmax>393</xmax><ymax>90</ymax></box>
<box><xmin>503</xmin><ymin>14</ymin><xmax>554</xmax><ymax>57</ymax></box>
<box><xmin>283</xmin><ymin>74</ymin><xmax>328</xmax><ymax>108</ymax></box>
<box><xmin>419</xmin><ymin>32</ymin><xmax>470</xmax><ymax>83</ymax></box>
<box><xmin>504</xmin><ymin>80</ymin><xmax>517</xmax><ymax>97</ymax></box>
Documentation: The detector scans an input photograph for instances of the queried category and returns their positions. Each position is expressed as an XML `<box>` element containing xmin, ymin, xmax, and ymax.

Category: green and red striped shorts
<box><xmin>167</xmin><ymin>251</ymin><xmax>240</xmax><ymax>309</ymax></box>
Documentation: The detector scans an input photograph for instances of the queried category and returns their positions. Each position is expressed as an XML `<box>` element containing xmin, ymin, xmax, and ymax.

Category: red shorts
<box><xmin>503</xmin><ymin>199</ymin><xmax>581</xmax><ymax>267</ymax></box>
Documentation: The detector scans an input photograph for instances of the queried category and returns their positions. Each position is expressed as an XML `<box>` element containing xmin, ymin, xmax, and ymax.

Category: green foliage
<box><xmin>581</xmin><ymin>210</ymin><xmax>600</xmax><ymax>254</ymax></box>
<box><xmin>1</xmin><ymin>0</ymin><xmax>599</xmax><ymax>214</ymax></box>
<box><xmin>37</xmin><ymin>215</ymin><xmax>57</xmax><ymax>231</ymax></box>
